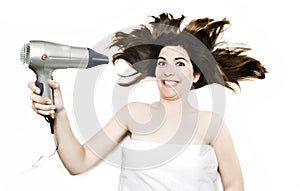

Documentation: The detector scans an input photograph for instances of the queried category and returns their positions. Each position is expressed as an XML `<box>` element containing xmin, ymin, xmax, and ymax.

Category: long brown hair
<box><xmin>109</xmin><ymin>13</ymin><xmax>267</xmax><ymax>91</ymax></box>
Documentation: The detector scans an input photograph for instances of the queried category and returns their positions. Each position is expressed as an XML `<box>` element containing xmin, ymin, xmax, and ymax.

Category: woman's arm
<box><xmin>54</xmin><ymin>108</ymin><xmax>128</xmax><ymax>175</ymax></box>
<box><xmin>211</xmin><ymin>115</ymin><xmax>244</xmax><ymax>191</ymax></box>
<box><xmin>29</xmin><ymin>80</ymin><xmax>128</xmax><ymax>175</ymax></box>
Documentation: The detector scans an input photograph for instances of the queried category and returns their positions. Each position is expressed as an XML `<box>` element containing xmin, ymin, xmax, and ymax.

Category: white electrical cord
<box><xmin>31</xmin><ymin>134</ymin><xmax>58</xmax><ymax>167</ymax></box>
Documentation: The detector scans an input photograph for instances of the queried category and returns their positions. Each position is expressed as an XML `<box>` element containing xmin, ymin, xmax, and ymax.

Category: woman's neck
<box><xmin>159</xmin><ymin>96</ymin><xmax>194</xmax><ymax>114</ymax></box>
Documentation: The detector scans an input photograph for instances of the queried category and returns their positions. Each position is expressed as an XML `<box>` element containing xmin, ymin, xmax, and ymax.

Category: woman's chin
<box><xmin>160</xmin><ymin>90</ymin><xmax>180</xmax><ymax>100</ymax></box>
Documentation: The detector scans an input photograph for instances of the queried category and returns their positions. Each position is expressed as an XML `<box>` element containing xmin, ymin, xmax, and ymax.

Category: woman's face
<box><xmin>155</xmin><ymin>46</ymin><xmax>200</xmax><ymax>101</ymax></box>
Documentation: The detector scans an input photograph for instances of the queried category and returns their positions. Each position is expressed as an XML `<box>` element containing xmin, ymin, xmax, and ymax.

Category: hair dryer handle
<box><xmin>35</xmin><ymin>72</ymin><xmax>55</xmax><ymax>134</ymax></box>
<box><xmin>35</xmin><ymin>72</ymin><xmax>53</xmax><ymax>102</ymax></box>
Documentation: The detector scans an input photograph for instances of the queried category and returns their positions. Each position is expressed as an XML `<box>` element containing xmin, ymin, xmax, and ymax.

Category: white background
<box><xmin>1</xmin><ymin>0</ymin><xmax>300</xmax><ymax>190</ymax></box>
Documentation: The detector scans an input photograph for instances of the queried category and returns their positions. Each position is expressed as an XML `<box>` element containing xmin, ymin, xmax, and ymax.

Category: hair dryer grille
<box><xmin>20</xmin><ymin>43</ymin><xmax>30</xmax><ymax>67</ymax></box>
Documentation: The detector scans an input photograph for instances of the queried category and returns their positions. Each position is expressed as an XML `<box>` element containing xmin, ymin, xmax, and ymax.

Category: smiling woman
<box><xmin>108</xmin><ymin>13</ymin><xmax>267</xmax><ymax>190</ymax></box>
<box><xmin>28</xmin><ymin>12</ymin><xmax>267</xmax><ymax>191</ymax></box>
<box><xmin>155</xmin><ymin>46</ymin><xmax>200</xmax><ymax>100</ymax></box>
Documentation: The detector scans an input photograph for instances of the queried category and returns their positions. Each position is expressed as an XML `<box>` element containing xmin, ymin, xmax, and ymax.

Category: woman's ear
<box><xmin>193</xmin><ymin>73</ymin><xmax>201</xmax><ymax>83</ymax></box>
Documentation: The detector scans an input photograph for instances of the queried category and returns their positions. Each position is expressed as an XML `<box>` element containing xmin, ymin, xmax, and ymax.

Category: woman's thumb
<box><xmin>48</xmin><ymin>79</ymin><xmax>60</xmax><ymax>90</ymax></box>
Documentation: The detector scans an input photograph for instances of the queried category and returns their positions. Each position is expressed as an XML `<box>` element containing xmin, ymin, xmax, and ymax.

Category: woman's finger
<box><xmin>30</xmin><ymin>93</ymin><xmax>52</xmax><ymax>105</ymax></box>
<box><xmin>32</xmin><ymin>102</ymin><xmax>55</xmax><ymax>111</ymax></box>
<box><xmin>28</xmin><ymin>82</ymin><xmax>40</xmax><ymax>94</ymax></box>
<box><xmin>35</xmin><ymin>108</ymin><xmax>55</xmax><ymax>116</ymax></box>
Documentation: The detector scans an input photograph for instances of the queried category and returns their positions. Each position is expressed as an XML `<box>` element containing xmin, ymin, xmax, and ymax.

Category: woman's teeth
<box><xmin>163</xmin><ymin>80</ymin><xmax>178</xmax><ymax>86</ymax></box>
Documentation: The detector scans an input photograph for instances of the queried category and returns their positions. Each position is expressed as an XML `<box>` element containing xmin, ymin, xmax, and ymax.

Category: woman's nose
<box><xmin>164</xmin><ymin>64</ymin><xmax>174</xmax><ymax>77</ymax></box>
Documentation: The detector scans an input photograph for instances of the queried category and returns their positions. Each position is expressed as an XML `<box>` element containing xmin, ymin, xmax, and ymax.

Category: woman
<box><xmin>28</xmin><ymin>13</ymin><xmax>266</xmax><ymax>190</ymax></box>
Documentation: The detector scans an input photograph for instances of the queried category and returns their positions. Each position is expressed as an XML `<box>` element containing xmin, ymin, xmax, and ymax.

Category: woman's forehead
<box><xmin>159</xmin><ymin>46</ymin><xmax>190</xmax><ymax>60</ymax></box>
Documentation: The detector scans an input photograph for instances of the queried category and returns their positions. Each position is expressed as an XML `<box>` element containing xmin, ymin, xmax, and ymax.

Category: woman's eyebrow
<box><xmin>157</xmin><ymin>56</ymin><xmax>166</xmax><ymax>60</ymax></box>
<box><xmin>175</xmin><ymin>57</ymin><xmax>188</xmax><ymax>62</ymax></box>
<box><xmin>158</xmin><ymin>56</ymin><xmax>188</xmax><ymax>61</ymax></box>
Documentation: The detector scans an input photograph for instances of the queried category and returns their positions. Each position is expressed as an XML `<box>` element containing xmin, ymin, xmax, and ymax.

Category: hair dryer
<box><xmin>20</xmin><ymin>40</ymin><xmax>109</xmax><ymax>133</ymax></box>
<box><xmin>20</xmin><ymin>40</ymin><xmax>109</xmax><ymax>101</ymax></box>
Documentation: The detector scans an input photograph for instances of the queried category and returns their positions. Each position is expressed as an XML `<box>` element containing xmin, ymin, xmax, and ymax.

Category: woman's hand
<box><xmin>28</xmin><ymin>80</ymin><xmax>64</xmax><ymax>115</ymax></box>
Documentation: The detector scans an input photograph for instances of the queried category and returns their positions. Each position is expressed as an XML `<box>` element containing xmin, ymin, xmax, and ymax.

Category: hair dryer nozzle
<box><xmin>87</xmin><ymin>48</ymin><xmax>109</xmax><ymax>68</ymax></box>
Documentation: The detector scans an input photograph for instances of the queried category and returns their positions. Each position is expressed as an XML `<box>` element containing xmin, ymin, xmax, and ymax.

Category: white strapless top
<box><xmin>118</xmin><ymin>140</ymin><xmax>221</xmax><ymax>191</ymax></box>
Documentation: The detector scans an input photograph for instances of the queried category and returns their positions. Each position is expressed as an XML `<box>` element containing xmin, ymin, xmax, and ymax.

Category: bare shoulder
<box><xmin>126</xmin><ymin>102</ymin><xmax>151</xmax><ymax>116</ymax></box>
<box><xmin>117</xmin><ymin>101</ymin><xmax>151</xmax><ymax>124</ymax></box>
<box><xmin>198</xmin><ymin>110</ymin><xmax>224</xmax><ymax>125</ymax></box>
<box><xmin>117</xmin><ymin>102</ymin><xmax>150</xmax><ymax>115</ymax></box>
<box><xmin>198</xmin><ymin>110</ymin><xmax>213</xmax><ymax>118</ymax></box>
<box><xmin>196</xmin><ymin>110</ymin><xmax>217</xmax><ymax>124</ymax></box>
<box><xmin>127</xmin><ymin>101</ymin><xmax>151</xmax><ymax>109</ymax></box>
<box><xmin>196</xmin><ymin>110</ymin><xmax>225</xmax><ymax>145</ymax></box>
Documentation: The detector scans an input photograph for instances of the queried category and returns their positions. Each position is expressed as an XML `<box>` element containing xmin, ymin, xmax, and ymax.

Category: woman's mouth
<box><xmin>162</xmin><ymin>80</ymin><xmax>179</xmax><ymax>87</ymax></box>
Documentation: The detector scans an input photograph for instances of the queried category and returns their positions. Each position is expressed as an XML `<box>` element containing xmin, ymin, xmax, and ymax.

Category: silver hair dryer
<box><xmin>20</xmin><ymin>40</ymin><xmax>109</xmax><ymax>133</ymax></box>
<box><xmin>20</xmin><ymin>40</ymin><xmax>109</xmax><ymax>101</ymax></box>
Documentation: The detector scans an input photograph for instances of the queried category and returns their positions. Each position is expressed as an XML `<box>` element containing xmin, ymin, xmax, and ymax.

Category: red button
<box><xmin>41</xmin><ymin>54</ymin><xmax>48</xmax><ymax>61</ymax></box>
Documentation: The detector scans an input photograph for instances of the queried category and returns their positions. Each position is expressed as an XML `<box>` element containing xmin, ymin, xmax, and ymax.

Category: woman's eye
<box><xmin>176</xmin><ymin>62</ymin><xmax>185</xmax><ymax>67</ymax></box>
<box><xmin>157</xmin><ymin>61</ymin><xmax>166</xmax><ymax>66</ymax></box>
